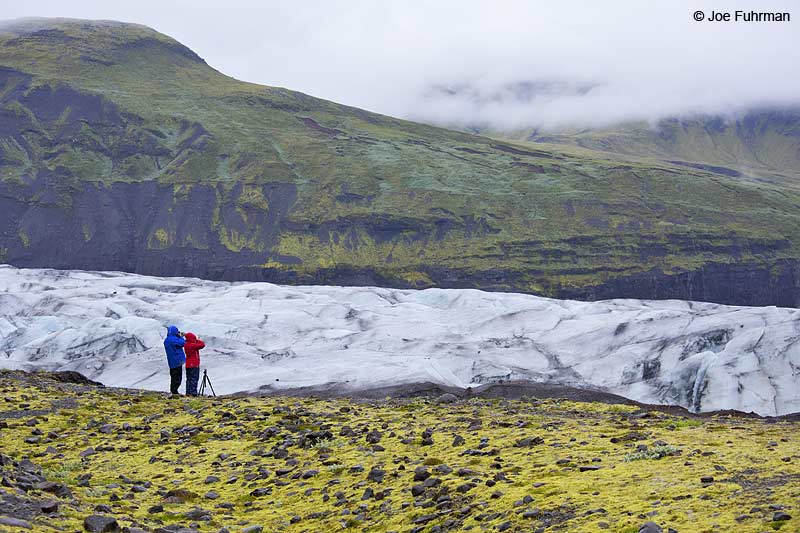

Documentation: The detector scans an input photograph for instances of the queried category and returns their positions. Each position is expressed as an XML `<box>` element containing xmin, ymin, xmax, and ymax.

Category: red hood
<box><xmin>184</xmin><ymin>332</ymin><xmax>197</xmax><ymax>342</ymax></box>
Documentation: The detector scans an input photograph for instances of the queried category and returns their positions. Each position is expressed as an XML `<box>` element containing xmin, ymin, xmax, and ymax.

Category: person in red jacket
<box><xmin>183</xmin><ymin>332</ymin><xmax>205</xmax><ymax>396</ymax></box>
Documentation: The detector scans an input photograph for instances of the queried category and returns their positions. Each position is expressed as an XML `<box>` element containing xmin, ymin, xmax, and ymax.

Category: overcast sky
<box><xmin>4</xmin><ymin>1</ymin><xmax>799</xmax><ymax>130</ymax></box>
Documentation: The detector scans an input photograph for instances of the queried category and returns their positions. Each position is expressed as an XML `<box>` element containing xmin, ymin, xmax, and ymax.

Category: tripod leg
<box><xmin>207</xmin><ymin>375</ymin><xmax>216</xmax><ymax>397</ymax></box>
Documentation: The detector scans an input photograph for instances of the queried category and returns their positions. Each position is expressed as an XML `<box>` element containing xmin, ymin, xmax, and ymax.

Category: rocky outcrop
<box><xmin>557</xmin><ymin>260</ymin><xmax>800</xmax><ymax>308</ymax></box>
<box><xmin>2</xmin><ymin>175</ymin><xmax>798</xmax><ymax>307</ymax></box>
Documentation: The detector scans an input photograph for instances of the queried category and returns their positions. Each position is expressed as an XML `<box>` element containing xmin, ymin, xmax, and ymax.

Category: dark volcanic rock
<box><xmin>0</xmin><ymin>175</ymin><xmax>796</xmax><ymax>309</ymax></box>
<box><xmin>413</xmin><ymin>467</ymin><xmax>431</xmax><ymax>482</ymax></box>
<box><xmin>40</xmin><ymin>501</ymin><xmax>59</xmax><ymax>514</ymax></box>
<box><xmin>367</xmin><ymin>468</ymin><xmax>385</xmax><ymax>483</ymax></box>
<box><xmin>83</xmin><ymin>515</ymin><xmax>120</xmax><ymax>532</ymax></box>
<box><xmin>0</xmin><ymin>517</ymin><xmax>32</xmax><ymax>529</ymax></box>
<box><xmin>557</xmin><ymin>259</ymin><xmax>800</xmax><ymax>308</ymax></box>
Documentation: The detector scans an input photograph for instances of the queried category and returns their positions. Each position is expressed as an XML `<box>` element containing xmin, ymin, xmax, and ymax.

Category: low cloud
<box><xmin>5</xmin><ymin>0</ymin><xmax>800</xmax><ymax>130</ymax></box>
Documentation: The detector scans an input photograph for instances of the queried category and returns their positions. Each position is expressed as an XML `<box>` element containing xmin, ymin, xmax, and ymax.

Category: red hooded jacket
<box><xmin>183</xmin><ymin>332</ymin><xmax>205</xmax><ymax>368</ymax></box>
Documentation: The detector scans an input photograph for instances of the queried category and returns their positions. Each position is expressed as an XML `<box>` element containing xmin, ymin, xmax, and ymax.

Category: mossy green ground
<box><xmin>0</xmin><ymin>372</ymin><xmax>798</xmax><ymax>532</ymax></box>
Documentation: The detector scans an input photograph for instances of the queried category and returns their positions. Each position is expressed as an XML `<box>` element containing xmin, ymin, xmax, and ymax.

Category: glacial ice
<box><xmin>1</xmin><ymin>265</ymin><xmax>798</xmax><ymax>415</ymax></box>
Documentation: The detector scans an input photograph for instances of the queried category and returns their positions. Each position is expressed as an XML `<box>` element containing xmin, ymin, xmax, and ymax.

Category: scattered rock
<box><xmin>435</xmin><ymin>464</ymin><xmax>453</xmax><ymax>475</ymax></box>
<box><xmin>456</xmin><ymin>482</ymin><xmax>476</xmax><ymax>493</ymax></box>
<box><xmin>435</xmin><ymin>393</ymin><xmax>458</xmax><ymax>404</ymax></box>
<box><xmin>366</xmin><ymin>430</ymin><xmax>382</xmax><ymax>444</ymax></box>
<box><xmin>40</xmin><ymin>501</ymin><xmax>59</xmax><ymax>514</ymax></box>
<box><xmin>522</xmin><ymin>509</ymin><xmax>542</xmax><ymax>519</ymax></box>
<box><xmin>184</xmin><ymin>507</ymin><xmax>211</xmax><ymax>521</ymax></box>
<box><xmin>83</xmin><ymin>515</ymin><xmax>120</xmax><ymax>533</ymax></box>
<box><xmin>515</xmin><ymin>436</ymin><xmax>544</xmax><ymax>447</ymax></box>
<box><xmin>412</xmin><ymin>514</ymin><xmax>437</xmax><ymax>524</ymax></box>
<box><xmin>0</xmin><ymin>517</ymin><xmax>32</xmax><ymax>529</ymax></box>
<box><xmin>638</xmin><ymin>522</ymin><xmax>663</xmax><ymax>533</ymax></box>
<box><xmin>367</xmin><ymin>468</ymin><xmax>385</xmax><ymax>483</ymax></box>
<box><xmin>413</xmin><ymin>467</ymin><xmax>431</xmax><ymax>482</ymax></box>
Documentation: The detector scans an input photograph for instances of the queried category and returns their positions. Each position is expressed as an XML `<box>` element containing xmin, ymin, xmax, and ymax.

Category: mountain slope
<box><xmin>526</xmin><ymin>111</ymin><xmax>800</xmax><ymax>183</ymax></box>
<box><xmin>421</xmin><ymin>81</ymin><xmax>800</xmax><ymax>181</ymax></box>
<box><xmin>1</xmin><ymin>18</ymin><xmax>799</xmax><ymax>306</ymax></box>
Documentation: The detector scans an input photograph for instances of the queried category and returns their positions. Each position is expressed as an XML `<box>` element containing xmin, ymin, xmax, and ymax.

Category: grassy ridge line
<box><xmin>486</xmin><ymin>113</ymin><xmax>800</xmax><ymax>185</ymax></box>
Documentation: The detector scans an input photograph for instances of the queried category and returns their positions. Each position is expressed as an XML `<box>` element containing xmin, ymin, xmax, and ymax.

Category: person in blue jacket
<box><xmin>163</xmin><ymin>325</ymin><xmax>186</xmax><ymax>396</ymax></box>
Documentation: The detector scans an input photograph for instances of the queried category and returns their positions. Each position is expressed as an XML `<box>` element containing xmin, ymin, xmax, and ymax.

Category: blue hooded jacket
<box><xmin>164</xmin><ymin>325</ymin><xmax>186</xmax><ymax>368</ymax></box>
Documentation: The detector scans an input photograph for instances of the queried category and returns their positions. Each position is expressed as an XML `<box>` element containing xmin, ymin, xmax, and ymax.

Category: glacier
<box><xmin>0</xmin><ymin>265</ymin><xmax>798</xmax><ymax>416</ymax></box>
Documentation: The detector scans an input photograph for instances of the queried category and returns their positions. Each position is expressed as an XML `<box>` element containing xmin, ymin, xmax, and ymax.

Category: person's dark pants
<box><xmin>186</xmin><ymin>367</ymin><xmax>200</xmax><ymax>396</ymax></box>
<box><xmin>169</xmin><ymin>365</ymin><xmax>183</xmax><ymax>395</ymax></box>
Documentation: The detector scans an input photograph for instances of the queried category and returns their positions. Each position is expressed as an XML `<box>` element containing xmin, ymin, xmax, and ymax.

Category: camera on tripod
<box><xmin>199</xmin><ymin>369</ymin><xmax>216</xmax><ymax>397</ymax></box>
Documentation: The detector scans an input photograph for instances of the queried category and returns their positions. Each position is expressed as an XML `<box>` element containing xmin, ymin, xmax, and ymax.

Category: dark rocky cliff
<box><xmin>2</xmin><ymin>175</ymin><xmax>798</xmax><ymax>307</ymax></box>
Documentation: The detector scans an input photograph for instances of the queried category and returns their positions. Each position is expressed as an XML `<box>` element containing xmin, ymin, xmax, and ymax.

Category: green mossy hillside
<box><xmin>0</xmin><ymin>19</ymin><xmax>799</xmax><ymax>303</ymax></box>
<box><xmin>0</xmin><ymin>371</ymin><xmax>797</xmax><ymax>532</ymax></box>
<box><xmin>522</xmin><ymin>112</ymin><xmax>800</xmax><ymax>184</ymax></box>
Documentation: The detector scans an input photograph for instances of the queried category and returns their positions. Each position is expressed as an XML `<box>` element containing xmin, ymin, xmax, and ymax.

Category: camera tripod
<box><xmin>198</xmin><ymin>369</ymin><xmax>216</xmax><ymax>397</ymax></box>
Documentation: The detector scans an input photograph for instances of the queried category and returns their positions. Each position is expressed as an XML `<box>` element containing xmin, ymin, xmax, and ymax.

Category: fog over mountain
<box><xmin>4</xmin><ymin>0</ymin><xmax>799</xmax><ymax>130</ymax></box>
